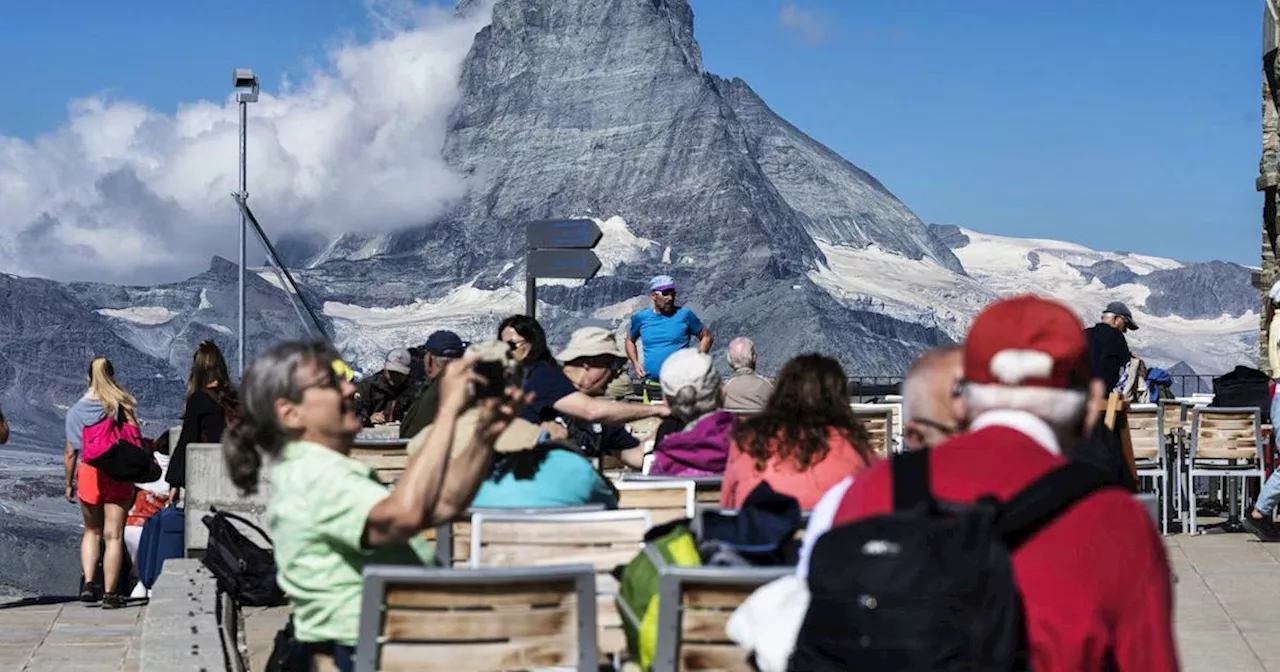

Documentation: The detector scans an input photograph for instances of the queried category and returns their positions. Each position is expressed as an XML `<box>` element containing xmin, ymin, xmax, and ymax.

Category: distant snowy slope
<box><xmin>811</xmin><ymin>226</ymin><xmax>1257</xmax><ymax>376</ymax></box>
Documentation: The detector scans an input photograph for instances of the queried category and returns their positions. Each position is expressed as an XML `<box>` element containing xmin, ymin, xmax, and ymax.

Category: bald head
<box><xmin>727</xmin><ymin>337</ymin><xmax>757</xmax><ymax>370</ymax></box>
<box><xmin>901</xmin><ymin>345</ymin><xmax>964</xmax><ymax>450</ymax></box>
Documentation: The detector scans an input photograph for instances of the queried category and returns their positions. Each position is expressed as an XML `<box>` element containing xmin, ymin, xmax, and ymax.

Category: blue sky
<box><xmin>0</xmin><ymin>0</ymin><xmax>1264</xmax><ymax>269</ymax></box>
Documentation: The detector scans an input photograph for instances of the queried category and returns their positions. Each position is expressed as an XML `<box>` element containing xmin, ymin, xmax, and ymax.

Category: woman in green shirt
<box><xmin>222</xmin><ymin>340</ymin><xmax>527</xmax><ymax>670</ymax></box>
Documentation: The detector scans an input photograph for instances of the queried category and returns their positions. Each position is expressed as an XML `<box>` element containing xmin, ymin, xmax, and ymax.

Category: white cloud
<box><xmin>778</xmin><ymin>3</ymin><xmax>830</xmax><ymax>46</ymax></box>
<box><xmin>0</xmin><ymin>0</ymin><xmax>495</xmax><ymax>284</ymax></box>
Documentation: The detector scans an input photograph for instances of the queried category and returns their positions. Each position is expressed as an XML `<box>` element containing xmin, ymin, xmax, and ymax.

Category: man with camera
<box><xmin>399</xmin><ymin>331</ymin><xmax>468</xmax><ymax>439</ymax></box>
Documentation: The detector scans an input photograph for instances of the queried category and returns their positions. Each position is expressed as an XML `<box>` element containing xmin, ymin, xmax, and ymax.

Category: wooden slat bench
<box><xmin>356</xmin><ymin>564</ymin><xmax>598</xmax><ymax>672</ymax></box>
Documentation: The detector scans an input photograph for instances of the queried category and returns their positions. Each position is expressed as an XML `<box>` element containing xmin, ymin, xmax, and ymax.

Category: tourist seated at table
<box><xmin>720</xmin><ymin>354</ymin><xmax>876</xmax><ymax>510</ymax></box>
<box><xmin>649</xmin><ymin>348</ymin><xmax>734</xmax><ymax>477</ymax></box>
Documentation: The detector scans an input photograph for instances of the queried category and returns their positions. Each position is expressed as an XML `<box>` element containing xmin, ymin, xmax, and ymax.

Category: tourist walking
<box><xmin>64</xmin><ymin>357</ymin><xmax>138</xmax><ymax>609</ymax></box>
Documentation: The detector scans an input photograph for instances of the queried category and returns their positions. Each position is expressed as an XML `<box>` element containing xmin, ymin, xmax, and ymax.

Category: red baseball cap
<box><xmin>964</xmin><ymin>295</ymin><xmax>1091</xmax><ymax>390</ymax></box>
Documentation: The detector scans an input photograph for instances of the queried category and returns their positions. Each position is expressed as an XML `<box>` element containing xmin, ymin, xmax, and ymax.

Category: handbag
<box><xmin>83</xmin><ymin>408</ymin><xmax>161</xmax><ymax>483</ymax></box>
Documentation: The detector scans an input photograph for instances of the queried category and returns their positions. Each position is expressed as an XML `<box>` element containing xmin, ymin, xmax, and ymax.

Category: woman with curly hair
<box><xmin>720</xmin><ymin>353</ymin><xmax>877</xmax><ymax>510</ymax></box>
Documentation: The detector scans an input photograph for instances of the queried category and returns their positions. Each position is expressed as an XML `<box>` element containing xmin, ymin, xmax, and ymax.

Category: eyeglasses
<box><xmin>299</xmin><ymin>359</ymin><xmax>354</xmax><ymax>394</ymax></box>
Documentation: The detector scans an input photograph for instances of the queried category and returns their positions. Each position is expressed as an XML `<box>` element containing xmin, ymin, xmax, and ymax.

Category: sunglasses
<box><xmin>654</xmin><ymin>289</ymin><xmax>675</xmax><ymax>297</ymax></box>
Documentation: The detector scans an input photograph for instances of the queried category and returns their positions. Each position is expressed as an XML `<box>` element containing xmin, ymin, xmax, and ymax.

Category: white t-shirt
<box><xmin>795</xmin><ymin>476</ymin><xmax>854</xmax><ymax>579</ymax></box>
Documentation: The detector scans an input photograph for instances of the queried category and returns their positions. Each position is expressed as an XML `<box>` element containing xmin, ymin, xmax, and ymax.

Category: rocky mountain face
<box><xmin>272</xmin><ymin>0</ymin><xmax>961</xmax><ymax>377</ymax></box>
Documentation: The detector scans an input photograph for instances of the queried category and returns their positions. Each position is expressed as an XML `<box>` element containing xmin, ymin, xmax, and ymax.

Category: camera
<box><xmin>467</xmin><ymin>340</ymin><xmax>522</xmax><ymax>399</ymax></box>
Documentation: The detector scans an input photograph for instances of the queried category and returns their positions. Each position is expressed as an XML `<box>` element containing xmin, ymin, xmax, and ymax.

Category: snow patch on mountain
<box><xmin>96</xmin><ymin>306</ymin><xmax>178</xmax><ymax>326</ymax></box>
<box><xmin>812</xmin><ymin>228</ymin><xmax>1256</xmax><ymax>375</ymax></box>
<box><xmin>323</xmin><ymin>283</ymin><xmax>525</xmax><ymax>373</ymax></box>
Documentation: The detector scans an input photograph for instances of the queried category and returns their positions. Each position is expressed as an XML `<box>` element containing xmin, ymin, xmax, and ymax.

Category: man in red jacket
<box><xmin>807</xmin><ymin>295</ymin><xmax>1178</xmax><ymax>671</ymax></box>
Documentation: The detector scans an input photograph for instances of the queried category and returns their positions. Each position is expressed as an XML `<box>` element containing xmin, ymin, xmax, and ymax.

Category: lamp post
<box><xmin>233</xmin><ymin>68</ymin><xmax>259</xmax><ymax>377</ymax></box>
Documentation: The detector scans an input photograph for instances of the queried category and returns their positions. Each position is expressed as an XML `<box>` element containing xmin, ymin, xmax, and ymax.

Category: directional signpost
<box><xmin>525</xmin><ymin>218</ymin><xmax>603</xmax><ymax>319</ymax></box>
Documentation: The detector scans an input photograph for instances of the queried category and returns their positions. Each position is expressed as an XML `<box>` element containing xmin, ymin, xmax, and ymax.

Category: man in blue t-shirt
<box><xmin>625</xmin><ymin>275</ymin><xmax>713</xmax><ymax>388</ymax></box>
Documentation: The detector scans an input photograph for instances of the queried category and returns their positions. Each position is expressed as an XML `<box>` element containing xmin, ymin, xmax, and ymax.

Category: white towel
<box><xmin>726</xmin><ymin>574</ymin><xmax>810</xmax><ymax>672</ymax></box>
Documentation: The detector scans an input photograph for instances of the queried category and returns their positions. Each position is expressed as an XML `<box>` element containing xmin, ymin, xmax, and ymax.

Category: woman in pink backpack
<box><xmin>63</xmin><ymin>357</ymin><xmax>138</xmax><ymax>609</ymax></box>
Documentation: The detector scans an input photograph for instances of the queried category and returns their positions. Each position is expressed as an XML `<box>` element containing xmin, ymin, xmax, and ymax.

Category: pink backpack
<box><xmin>83</xmin><ymin>408</ymin><xmax>158</xmax><ymax>483</ymax></box>
<box><xmin>82</xmin><ymin>408</ymin><xmax>140</xmax><ymax>462</ymax></box>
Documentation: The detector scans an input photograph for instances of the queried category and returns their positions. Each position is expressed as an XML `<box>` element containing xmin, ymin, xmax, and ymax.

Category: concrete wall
<box><xmin>184</xmin><ymin>442</ymin><xmax>272</xmax><ymax>554</ymax></box>
<box><xmin>141</xmin><ymin>559</ymin><xmax>229</xmax><ymax>671</ymax></box>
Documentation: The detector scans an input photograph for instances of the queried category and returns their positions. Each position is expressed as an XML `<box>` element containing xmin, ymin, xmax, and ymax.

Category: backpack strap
<box><xmin>997</xmin><ymin>462</ymin><xmax>1117</xmax><ymax>549</ymax></box>
<box><xmin>207</xmin><ymin>506</ymin><xmax>276</xmax><ymax>548</ymax></box>
<box><xmin>891</xmin><ymin>447</ymin><xmax>934</xmax><ymax>511</ymax></box>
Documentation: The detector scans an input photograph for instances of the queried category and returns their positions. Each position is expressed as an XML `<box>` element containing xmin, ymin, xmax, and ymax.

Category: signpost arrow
<box><xmin>526</xmin><ymin>218</ymin><xmax>603</xmax><ymax>249</ymax></box>
<box><xmin>524</xmin><ymin>218</ymin><xmax>604</xmax><ymax>319</ymax></box>
<box><xmin>527</xmin><ymin>249</ymin><xmax>602</xmax><ymax>280</ymax></box>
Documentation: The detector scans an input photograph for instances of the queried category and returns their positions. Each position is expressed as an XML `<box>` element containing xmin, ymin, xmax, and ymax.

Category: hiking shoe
<box><xmin>78</xmin><ymin>585</ymin><xmax>101</xmax><ymax>604</ymax></box>
<box><xmin>1242</xmin><ymin>515</ymin><xmax>1280</xmax><ymax>542</ymax></box>
<box><xmin>100</xmin><ymin>593</ymin><xmax>125</xmax><ymax>610</ymax></box>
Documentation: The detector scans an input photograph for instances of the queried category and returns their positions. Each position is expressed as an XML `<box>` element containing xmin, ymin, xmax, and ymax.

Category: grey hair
<box><xmin>670</xmin><ymin>383</ymin><xmax>721</xmax><ymax>423</ymax></box>
<box><xmin>222</xmin><ymin>340</ymin><xmax>341</xmax><ymax>495</ymax></box>
<box><xmin>726</xmin><ymin>337</ymin><xmax>756</xmax><ymax>369</ymax></box>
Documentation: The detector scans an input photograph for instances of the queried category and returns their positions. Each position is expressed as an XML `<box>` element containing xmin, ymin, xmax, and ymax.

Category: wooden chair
<box><xmin>1158</xmin><ymin>399</ymin><xmax>1189</xmax><ymax>524</ymax></box>
<box><xmin>851</xmin><ymin>406</ymin><xmax>896</xmax><ymax>456</ymax></box>
<box><xmin>468</xmin><ymin>510</ymin><xmax>654</xmax><ymax>662</ymax></box>
<box><xmin>349</xmin><ymin>445</ymin><xmax>409</xmax><ymax>485</ymax></box>
<box><xmin>432</xmin><ymin>504</ymin><xmax>608</xmax><ymax>567</ymax></box>
<box><xmin>615</xmin><ymin>480</ymin><xmax>697</xmax><ymax>524</ymax></box>
<box><xmin>355</xmin><ymin>564</ymin><xmax>598</xmax><ymax>672</ymax></box>
<box><xmin>1126</xmin><ymin>404</ymin><xmax>1171</xmax><ymax>533</ymax></box>
<box><xmin>651</xmin><ymin>565</ymin><xmax>793</xmax><ymax>672</ymax></box>
<box><xmin>620</xmin><ymin>474</ymin><xmax>723</xmax><ymax>506</ymax></box>
<box><xmin>1187</xmin><ymin>407</ymin><xmax>1266</xmax><ymax>534</ymax></box>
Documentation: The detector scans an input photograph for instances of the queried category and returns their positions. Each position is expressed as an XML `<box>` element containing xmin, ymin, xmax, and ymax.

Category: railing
<box><xmin>627</xmin><ymin>374</ymin><xmax>1225</xmax><ymax>403</ymax></box>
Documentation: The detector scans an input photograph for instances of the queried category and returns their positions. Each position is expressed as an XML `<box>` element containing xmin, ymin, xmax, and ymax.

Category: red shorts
<box><xmin>78</xmin><ymin>462</ymin><xmax>135</xmax><ymax>506</ymax></box>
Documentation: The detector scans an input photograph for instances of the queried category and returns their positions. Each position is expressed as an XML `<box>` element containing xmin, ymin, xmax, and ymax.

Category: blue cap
<box><xmin>650</xmin><ymin>275</ymin><xmax>676</xmax><ymax>292</ymax></box>
<box><xmin>423</xmin><ymin>330</ymin><xmax>467</xmax><ymax>357</ymax></box>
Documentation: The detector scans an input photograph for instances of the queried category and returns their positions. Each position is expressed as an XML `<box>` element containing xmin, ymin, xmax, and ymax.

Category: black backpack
<box><xmin>1212</xmin><ymin>365</ymin><xmax>1272</xmax><ymax>423</ymax></box>
<box><xmin>788</xmin><ymin>448</ymin><xmax>1114</xmax><ymax>671</ymax></box>
<box><xmin>200</xmin><ymin>507</ymin><xmax>288</xmax><ymax>607</ymax></box>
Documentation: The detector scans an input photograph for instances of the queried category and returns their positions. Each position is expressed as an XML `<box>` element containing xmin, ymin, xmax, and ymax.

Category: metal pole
<box><xmin>238</xmin><ymin>100</ymin><xmax>247</xmax><ymax>377</ymax></box>
<box><xmin>525</xmin><ymin>258</ymin><xmax>536</xmax><ymax>320</ymax></box>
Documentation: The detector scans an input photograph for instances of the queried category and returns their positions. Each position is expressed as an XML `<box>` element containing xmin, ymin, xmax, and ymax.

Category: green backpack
<box><xmin>616</xmin><ymin>522</ymin><xmax>703</xmax><ymax>669</ymax></box>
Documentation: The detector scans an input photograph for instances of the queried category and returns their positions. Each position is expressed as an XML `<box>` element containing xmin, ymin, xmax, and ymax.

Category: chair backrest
<box><xmin>1126</xmin><ymin>404</ymin><xmax>1162</xmax><ymax>461</ymax></box>
<box><xmin>850</xmin><ymin>405</ymin><xmax>896</xmax><ymax>456</ymax></box>
<box><xmin>1158</xmin><ymin>399</ymin><xmax>1188</xmax><ymax>435</ymax></box>
<box><xmin>436</xmin><ymin>504</ymin><xmax>608</xmax><ymax>567</ymax></box>
<box><xmin>356</xmin><ymin>564</ymin><xmax>598</xmax><ymax>672</ymax></box>
<box><xmin>652</xmin><ymin>565</ymin><xmax>793</xmax><ymax>672</ymax></box>
<box><xmin>1189</xmin><ymin>407</ymin><xmax>1263</xmax><ymax>462</ymax></box>
<box><xmin>615</xmin><ymin>480</ymin><xmax>697</xmax><ymax>524</ymax></box>
<box><xmin>469</xmin><ymin>510</ymin><xmax>654</xmax><ymax>661</ymax></box>
<box><xmin>349</xmin><ymin>445</ymin><xmax>409</xmax><ymax>484</ymax></box>
<box><xmin>621</xmin><ymin>473</ymin><xmax>724</xmax><ymax>505</ymax></box>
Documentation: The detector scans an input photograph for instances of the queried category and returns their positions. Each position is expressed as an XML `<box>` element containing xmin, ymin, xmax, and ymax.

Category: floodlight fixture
<box><xmin>233</xmin><ymin>68</ymin><xmax>259</xmax><ymax>103</ymax></box>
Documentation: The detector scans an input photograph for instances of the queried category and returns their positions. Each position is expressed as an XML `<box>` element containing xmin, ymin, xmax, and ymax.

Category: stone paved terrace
<box><xmin>3</xmin><ymin>534</ymin><xmax>1280</xmax><ymax>671</ymax></box>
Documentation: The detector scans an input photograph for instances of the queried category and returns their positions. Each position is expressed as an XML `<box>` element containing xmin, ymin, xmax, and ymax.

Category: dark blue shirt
<box><xmin>520</xmin><ymin>360</ymin><xmax>577</xmax><ymax>424</ymax></box>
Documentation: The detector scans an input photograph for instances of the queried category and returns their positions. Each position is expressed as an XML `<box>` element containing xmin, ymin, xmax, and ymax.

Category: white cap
<box><xmin>384</xmin><ymin>348</ymin><xmax>412</xmax><ymax>375</ymax></box>
<box><xmin>659</xmin><ymin>349</ymin><xmax>720</xmax><ymax>402</ymax></box>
